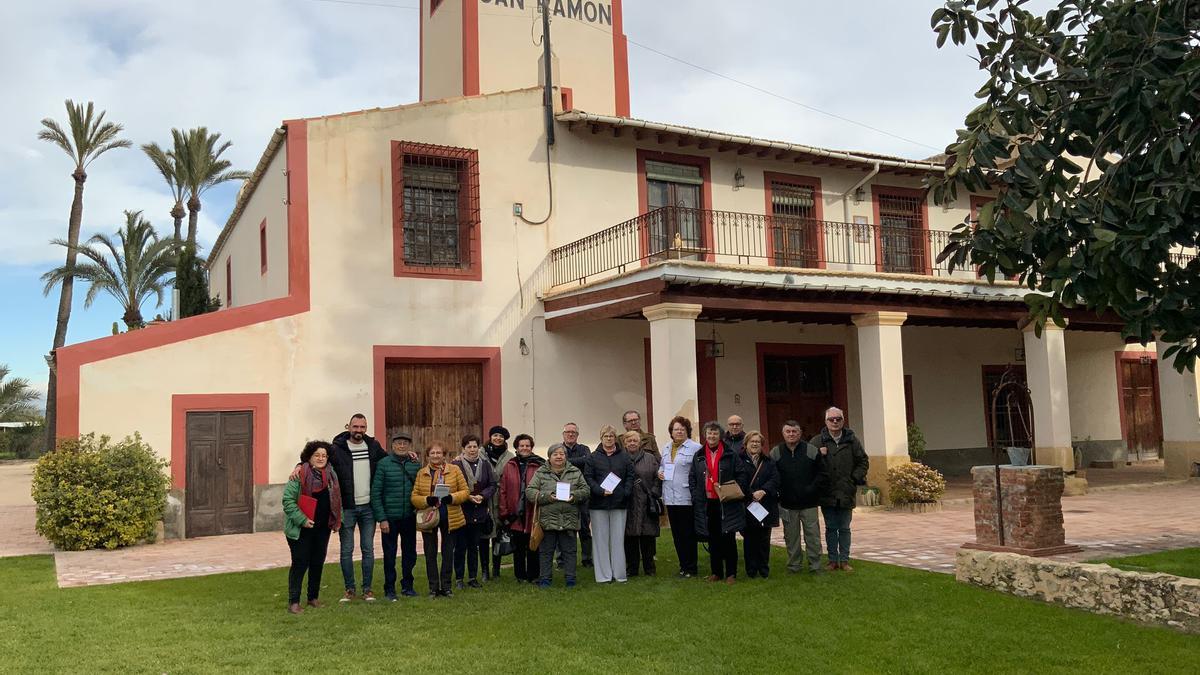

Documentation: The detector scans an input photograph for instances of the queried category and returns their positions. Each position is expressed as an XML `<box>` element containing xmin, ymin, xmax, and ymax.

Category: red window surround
<box><xmin>634</xmin><ymin>148</ymin><xmax>714</xmax><ymax>263</ymax></box>
<box><xmin>391</xmin><ymin>141</ymin><xmax>483</xmax><ymax>281</ymax></box>
<box><xmin>225</xmin><ymin>256</ymin><xmax>232</xmax><ymax>308</ymax></box>
<box><xmin>871</xmin><ymin>184</ymin><xmax>931</xmax><ymax>275</ymax></box>
<box><xmin>259</xmin><ymin>219</ymin><xmax>268</xmax><ymax>275</ymax></box>
<box><xmin>763</xmin><ymin>172</ymin><xmax>825</xmax><ymax>268</ymax></box>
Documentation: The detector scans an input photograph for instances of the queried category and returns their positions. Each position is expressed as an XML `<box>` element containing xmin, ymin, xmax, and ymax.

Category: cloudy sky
<box><xmin>0</xmin><ymin>0</ymin><xmax>988</xmax><ymax>404</ymax></box>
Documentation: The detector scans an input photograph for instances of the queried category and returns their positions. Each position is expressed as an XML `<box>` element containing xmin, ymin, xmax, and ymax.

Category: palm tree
<box><xmin>0</xmin><ymin>365</ymin><xmax>41</xmax><ymax>422</ymax></box>
<box><xmin>176</xmin><ymin>127</ymin><xmax>251</xmax><ymax>248</ymax></box>
<box><xmin>38</xmin><ymin>100</ymin><xmax>130</xmax><ymax>448</ymax></box>
<box><xmin>42</xmin><ymin>211</ymin><xmax>178</xmax><ymax>330</ymax></box>
<box><xmin>141</xmin><ymin>129</ymin><xmax>188</xmax><ymax>242</ymax></box>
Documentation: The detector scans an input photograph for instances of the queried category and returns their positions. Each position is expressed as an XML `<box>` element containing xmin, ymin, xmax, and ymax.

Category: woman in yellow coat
<box><xmin>411</xmin><ymin>441</ymin><xmax>470</xmax><ymax>597</ymax></box>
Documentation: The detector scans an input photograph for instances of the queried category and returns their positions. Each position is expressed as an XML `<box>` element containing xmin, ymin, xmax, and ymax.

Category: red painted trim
<box><xmin>696</xmin><ymin>340</ymin><xmax>718</xmax><ymax>425</ymax></box>
<box><xmin>171</xmin><ymin>393</ymin><xmax>269</xmax><ymax>490</ymax></box>
<box><xmin>1114</xmin><ymin>350</ymin><xmax>1164</xmax><ymax>451</ymax></box>
<box><xmin>871</xmin><ymin>184</ymin><xmax>931</xmax><ymax>275</ymax></box>
<box><xmin>763</xmin><ymin>171</ymin><xmax>825</xmax><ymax>269</ymax></box>
<box><xmin>611</xmin><ymin>0</ymin><xmax>630</xmax><ymax>117</ymax></box>
<box><xmin>903</xmin><ymin>373</ymin><xmax>915</xmax><ymax>426</ymax></box>
<box><xmin>560</xmin><ymin>86</ymin><xmax>574</xmax><ymax>112</ymax></box>
<box><xmin>635</xmin><ymin>148</ymin><xmax>714</xmax><ymax>264</ymax></box>
<box><xmin>258</xmin><ymin>219</ymin><xmax>268</xmax><ymax>275</ymax></box>
<box><xmin>55</xmin><ymin>120</ymin><xmax>311</xmax><ymax>439</ymax></box>
<box><xmin>755</xmin><ymin>342</ymin><xmax>849</xmax><ymax>435</ymax></box>
<box><xmin>462</xmin><ymin>0</ymin><xmax>480</xmax><ymax>96</ymax></box>
<box><xmin>371</xmin><ymin>345</ymin><xmax>502</xmax><ymax>443</ymax></box>
<box><xmin>391</xmin><ymin>141</ymin><xmax>483</xmax><ymax>281</ymax></box>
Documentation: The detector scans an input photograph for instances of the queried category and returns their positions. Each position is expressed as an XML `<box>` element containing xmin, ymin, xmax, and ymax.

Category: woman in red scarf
<box><xmin>688</xmin><ymin>421</ymin><xmax>751</xmax><ymax>584</ymax></box>
<box><xmin>282</xmin><ymin>441</ymin><xmax>343</xmax><ymax>614</ymax></box>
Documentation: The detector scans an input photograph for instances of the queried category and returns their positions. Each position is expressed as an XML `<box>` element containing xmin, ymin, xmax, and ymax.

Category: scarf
<box><xmin>485</xmin><ymin>442</ymin><xmax>508</xmax><ymax>464</ymax></box>
<box><xmin>459</xmin><ymin>456</ymin><xmax>483</xmax><ymax>492</ymax></box>
<box><xmin>704</xmin><ymin>442</ymin><xmax>725</xmax><ymax>499</ymax></box>
<box><xmin>670</xmin><ymin>439</ymin><xmax>685</xmax><ymax>462</ymax></box>
<box><xmin>299</xmin><ymin>462</ymin><xmax>342</xmax><ymax>529</ymax></box>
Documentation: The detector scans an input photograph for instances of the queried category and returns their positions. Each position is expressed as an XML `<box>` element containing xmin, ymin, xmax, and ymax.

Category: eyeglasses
<box><xmin>826</xmin><ymin>417</ymin><xmax>843</xmax><ymax>422</ymax></box>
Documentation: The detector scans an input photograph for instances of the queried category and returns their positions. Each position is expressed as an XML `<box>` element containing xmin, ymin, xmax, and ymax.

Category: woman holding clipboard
<box><xmin>740</xmin><ymin>431</ymin><xmax>780</xmax><ymax>579</ymax></box>
<box><xmin>282</xmin><ymin>441</ymin><xmax>342</xmax><ymax>614</ymax></box>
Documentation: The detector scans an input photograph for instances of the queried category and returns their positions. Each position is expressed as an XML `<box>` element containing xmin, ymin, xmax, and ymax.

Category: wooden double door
<box><xmin>185</xmin><ymin>411</ymin><xmax>254</xmax><ymax>538</ymax></box>
<box><xmin>385</xmin><ymin>362</ymin><xmax>483</xmax><ymax>458</ymax></box>
<box><xmin>762</xmin><ymin>354</ymin><xmax>838</xmax><ymax>441</ymax></box>
<box><xmin>1118</xmin><ymin>356</ymin><xmax>1162</xmax><ymax>459</ymax></box>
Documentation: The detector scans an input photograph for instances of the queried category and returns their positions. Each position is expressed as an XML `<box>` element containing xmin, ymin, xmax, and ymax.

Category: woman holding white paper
<box><xmin>584</xmin><ymin>425</ymin><xmax>636</xmax><ymax>583</ymax></box>
<box><xmin>527</xmin><ymin>445</ymin><xmax>590</xmax><ymax>587</ymax></box>
<box><xmin>659</xmin><ymin>416</ymin><xmax>701</xmax><ymax>578</ymax></box>
<box><xmin>740</xmin><ymin>431</ymin><xmax>780</xmax><ymax>578</ymax></box>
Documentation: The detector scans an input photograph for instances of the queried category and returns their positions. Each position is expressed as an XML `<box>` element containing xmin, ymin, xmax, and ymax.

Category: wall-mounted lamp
<box><xmin>519</xmin><ymin>338</ymin><xmax>530</xmax><ymax>356</ymax></box>
<box><xmin>733</xmin><ymin>167</ymin><xmax>745</xmax><ymax>190</ymax></box>
<box><xmin>853</xmin><ymin>187</ymin><xmax>866</xmax><ymax>204</ymax></box>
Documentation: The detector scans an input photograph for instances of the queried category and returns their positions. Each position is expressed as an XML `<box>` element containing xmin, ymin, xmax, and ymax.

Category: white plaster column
<box><xmin>1022</xmin><ymin>323</ymin><xmax>1077</xmax><ymax>473</ymax></box>
<box><xmin>642</xmin><ymin>302</ymin><xmax>702</xmax><ymax>438</ymax></box>
<box><xmin>1154</xmin><ymin>340</ymin><xmax>1200</xmax><ymax>477</ymax></box>
<box><xmin>851</xmin><ymin>311</ymin><xmax>909</xmax><ymax>493</ymax></box>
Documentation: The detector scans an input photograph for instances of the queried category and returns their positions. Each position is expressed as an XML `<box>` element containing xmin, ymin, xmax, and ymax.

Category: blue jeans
<box><xmin>339</xmin><ymin>505</ymin><xmax>376</xmax><ymax>591</ymax></box>
<box><xmin>821</xmin><ymin>506</ymin><xmax>853</xmax><ymax>563</ymax></box>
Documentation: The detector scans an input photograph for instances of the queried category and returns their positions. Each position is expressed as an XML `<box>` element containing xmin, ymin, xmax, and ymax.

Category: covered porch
<box><xmin>541</xmin><ymin>261</ymin><xmax>1200</xmax><ymax>491</ymax></box>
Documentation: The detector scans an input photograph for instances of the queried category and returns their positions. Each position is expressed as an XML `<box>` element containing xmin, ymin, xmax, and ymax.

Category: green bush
<box><xmin>0</xmin><ymin>423</ymin><xmax>47</xmax><ymax>459</ymax></box>
<box><xmin>887</xmin><ymin>462</ymin><xmax>946</xmax><ymax>504</ymax></box>
<box><xmin>907</xmin><ymin>423</ymin><xmax>927</xmax><ymax>459</ymax></box>
<box><xmin>32</xmin><ymin>433</ymin><xmax>170</xmax><ymax>551</ymax></box>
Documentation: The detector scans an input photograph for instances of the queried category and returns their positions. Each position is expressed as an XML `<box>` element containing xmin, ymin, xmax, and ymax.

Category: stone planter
<box><xmin>891</xmin><ymin>501</ymin><xmax>942</xmax><ymax>513</ymax></box>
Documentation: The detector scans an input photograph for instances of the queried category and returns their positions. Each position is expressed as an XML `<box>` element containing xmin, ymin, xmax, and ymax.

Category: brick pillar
<box><xmin>966</xmin><ymin>465</ymin><xmax>1081</xmax><ymax>555</ymax></box>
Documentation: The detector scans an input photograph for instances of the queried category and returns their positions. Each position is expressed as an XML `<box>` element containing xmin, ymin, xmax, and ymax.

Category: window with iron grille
<box><xmin>874</xmin><ymin>186</ymin><xmax>927</xmax><ymax>274</ymax></box>
<box><xmin>392</xmin><ymin>142</ymin><xmax>481</xmax><ymax>280</ymax></box>
<box><xmin>878</xmin><ymin>193</ymin><xmax>923</xmax><ymax>229</ymax></box>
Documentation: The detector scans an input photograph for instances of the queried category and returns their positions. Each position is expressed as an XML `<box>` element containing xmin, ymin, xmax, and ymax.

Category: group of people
<box><xmin>280</xmin><ymin>408</ymin><xmax>868</xmax><ymax>614</ymax></box>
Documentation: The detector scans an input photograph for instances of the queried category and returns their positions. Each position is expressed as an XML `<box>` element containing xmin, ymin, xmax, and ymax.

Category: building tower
<box><xmin>419</xmin><ymin>0</ymin><xmax>630</xmax><ymax>116</ymax></box>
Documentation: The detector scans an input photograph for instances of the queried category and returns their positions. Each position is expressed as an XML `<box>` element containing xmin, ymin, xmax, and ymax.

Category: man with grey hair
<box><xmin>770</xmin><ymin>419</ymin><xmax>824</xmax><ymax>573</ymax></box>
<box><xmin>809</xmin><ymin>406</ymin><xmax>868</xmax><ymax>571</ymax></box>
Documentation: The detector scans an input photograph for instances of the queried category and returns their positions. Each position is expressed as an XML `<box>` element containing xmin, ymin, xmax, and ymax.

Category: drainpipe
<box><xmin>843</xmin><ymin>161</ymin><xmax>880</xmax><ymax>223</ymax></box>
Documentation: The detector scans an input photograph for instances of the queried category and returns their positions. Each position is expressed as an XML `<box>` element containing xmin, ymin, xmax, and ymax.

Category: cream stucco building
<box><xmin>55</xmin><ymin>0</ymin><xmax>1200</xmax><ymax>537</ymax></box>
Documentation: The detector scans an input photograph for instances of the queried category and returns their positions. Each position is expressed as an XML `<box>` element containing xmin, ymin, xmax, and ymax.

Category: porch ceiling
<box><xmin>541</xmin><ymin>262</ymin><xmax>1124</xmax><ymax>333</ymax></box>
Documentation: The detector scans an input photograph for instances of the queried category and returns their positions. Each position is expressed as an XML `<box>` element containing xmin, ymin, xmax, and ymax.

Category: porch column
<box><xmin>643</xmin><ymin>302</ymin><xmax>702</xmax><ymax>438</ymax></box>
<box><xmin>1154</xmin><ymin>340</ymin><xmax>1200</xmax><ymax>477</ymax></box>
<box><xmin>851</xmin><ymin>311</ymin><xmax>909</xmax><ymax>495</ymax></box>
<box><xmin>1022</xmin><ymin>323</ymin><xmax>1086</xmax><ymax>491</ymax></box>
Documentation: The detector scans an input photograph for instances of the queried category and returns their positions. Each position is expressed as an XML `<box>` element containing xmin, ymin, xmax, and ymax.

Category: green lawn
<box><xmin>0</xmin><ymin>542</ymin><xmax>1195</xmax><ymax>674</ymax></box>
<box><xmin>1099</xmin><ymin>547</ymin><xmax>1200</xmax><ymax>579</ymax></box>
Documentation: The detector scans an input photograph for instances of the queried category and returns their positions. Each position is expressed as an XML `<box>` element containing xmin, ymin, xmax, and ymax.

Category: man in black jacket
<box><xmin>770</xmin><ymin>419</ymin><xmax>824</xmax><ymax>573</ymax></box>
<box><xmin>329</xmin><ymin>413</ymin><xmax>387</xmax><ymax>602</ymax></box>
<box><xmin>810</xmin><ymin>407</ymin><xmax>869</xmax><ymax>572</ymax></box>
<box><xmin>549</xmin><ymin>422</ymin><xmax>593</xmax><ymax>567</ymax></box>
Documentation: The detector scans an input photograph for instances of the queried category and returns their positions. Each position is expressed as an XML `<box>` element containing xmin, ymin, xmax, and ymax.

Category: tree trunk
<box><xmin>44</xmin><ymin>170</ymin><xmax>87</xmax><ymax>450</ymax></box>
<box><xmin>186</xmin><ymin>195</ymin><xmax>200</xmax><ymax>249</ymax></box>
<box><xmin>122</xmin><ymin>306</ymin><xmax>144</xmax><ymax>330</ymax></box>
<box><xmin>171</xmin><ymin>201</ymin><xmax>185</xmax><ymax>243</ymax></box>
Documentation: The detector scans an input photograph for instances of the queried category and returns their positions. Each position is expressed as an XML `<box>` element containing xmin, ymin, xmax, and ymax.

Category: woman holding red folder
<box><xmin>282</xmin><ymin>441</ymin><xmax>342</xmax><ymax>614</ymax></box>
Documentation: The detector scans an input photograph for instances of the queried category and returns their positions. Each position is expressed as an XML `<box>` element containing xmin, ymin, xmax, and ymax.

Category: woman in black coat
<box><xmin>740</xmin><ymin>431</ymin><xmax>780</xmax><ymax>578</ymax></box>
<box><xmin>689</xmin><ymin>421</ymin><xmax>751</xmax><ymax>584</ymax></box>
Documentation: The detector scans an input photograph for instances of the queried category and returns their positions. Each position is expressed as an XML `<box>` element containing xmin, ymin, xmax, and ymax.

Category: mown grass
<box><xmin>0</xmin><ymin>540</ymin><xmax>1195</xmax><ymax>674</ymax></box>
<box><xmin>1099</xmin><ymin>547</ymin><xmax>1200</xmax><ymax>579</ymax></box>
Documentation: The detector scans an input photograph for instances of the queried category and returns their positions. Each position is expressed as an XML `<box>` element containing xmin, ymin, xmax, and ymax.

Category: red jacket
<box><xmin>499</xmin><ymin>454</ymin><xmax>545</xmax><ymax>533</ymax></box>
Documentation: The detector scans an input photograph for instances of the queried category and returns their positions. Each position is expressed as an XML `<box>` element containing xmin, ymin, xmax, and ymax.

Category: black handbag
<box><xmin>493</xmin><ymin>530</ymin><xmax>514</xmax><ymax>557</ymax></box>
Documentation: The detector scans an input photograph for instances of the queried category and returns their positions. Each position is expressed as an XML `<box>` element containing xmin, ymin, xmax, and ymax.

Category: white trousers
<box><xmin>589</xmin><ymin>509</ymin><xmax>628</xmax><ymax>583</ymax></box>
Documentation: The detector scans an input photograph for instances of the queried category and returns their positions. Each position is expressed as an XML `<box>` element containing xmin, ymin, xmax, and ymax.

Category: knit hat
<box><xmin>488</xmin><ymin>425</ymin><xmax>510</xmax><ymax>440</ymax></box>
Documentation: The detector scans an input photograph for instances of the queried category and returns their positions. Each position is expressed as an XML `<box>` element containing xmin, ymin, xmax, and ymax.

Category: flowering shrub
<box><xmin>33</xmin><ymin>433</ymin><xmax>170</xmax><ymax>550</ymax></box>
<box><xmin>887</xmin><ymin>462</ymin><xmax>946</xmax><ymax>504</ymax></box>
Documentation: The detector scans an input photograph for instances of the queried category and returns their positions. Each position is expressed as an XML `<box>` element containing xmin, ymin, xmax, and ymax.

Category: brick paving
<box><xmin>54</xmin><ymin>529</ymin><xmax>428</xmax><ymax>588</ymax></box>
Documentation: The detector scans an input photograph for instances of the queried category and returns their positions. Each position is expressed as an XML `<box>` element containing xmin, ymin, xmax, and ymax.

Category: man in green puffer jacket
<box><xmin>525</xmin><ymin>446</ymin><xmax>590</xmax><ymax>588</ymax></box>
<box><xmin>371</xmin><ymin>434</ymin><xmax>421</xmax><ymax>600</ymax></box>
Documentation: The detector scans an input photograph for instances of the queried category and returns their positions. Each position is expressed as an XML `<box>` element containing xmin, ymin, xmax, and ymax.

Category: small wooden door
<box><xmin>185</xmin><ymin>411</ymin><xmax>254</xmax><ymax>537</ymax></box>
<box><xmin>1120</xmin><ymin>357</ymin><xmax>1163</xmax><ymax>460</ymax></box>
<box><xmin>386</xmin><ymin>363</ymin><xmax>483</xmax><ymax>458</ymax></box>
<box><xmin>763</xmin><ymin>355</ymin><xmax>835</xmax><ymax>440</ymax></box>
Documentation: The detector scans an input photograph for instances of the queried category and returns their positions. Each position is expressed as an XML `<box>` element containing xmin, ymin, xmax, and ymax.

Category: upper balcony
<box><xmin>548</xmin><ymin>205</ymin><xmax>962</xmax><ymax>290</ymax></box>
